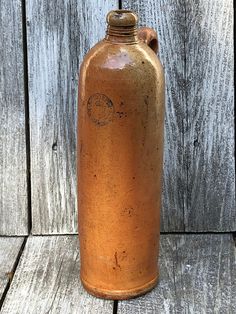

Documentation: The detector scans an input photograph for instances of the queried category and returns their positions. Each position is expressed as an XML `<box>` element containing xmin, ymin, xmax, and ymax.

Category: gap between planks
<box><xmin>21</xmin><ymin>0</ymin><xmax>32</xmax><ymax>234</ymax></box>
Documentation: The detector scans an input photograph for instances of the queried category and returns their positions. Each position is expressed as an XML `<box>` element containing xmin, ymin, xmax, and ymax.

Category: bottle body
<box><xmin>77</xmin><ymin>15</ymin><xmax>165</xmax><ymax>299</ymax></box>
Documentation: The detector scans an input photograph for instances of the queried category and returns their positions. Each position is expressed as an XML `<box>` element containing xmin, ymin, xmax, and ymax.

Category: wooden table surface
<box><xmin>0</xmin><ymin>234</ymin><xmax>235</xmax><ymax>313</ymax></box>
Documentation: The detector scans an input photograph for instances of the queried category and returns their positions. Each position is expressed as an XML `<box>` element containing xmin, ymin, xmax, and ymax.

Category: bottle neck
<box><xmin>105</xmin><ymin>25</ymin><xmax>139</xmax><ymax>44</ymax></box>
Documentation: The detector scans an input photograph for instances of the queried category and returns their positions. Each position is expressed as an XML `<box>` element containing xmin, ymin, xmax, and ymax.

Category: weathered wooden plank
<box><xmin>0</xmin><ymin>0</ymin><xmax>28</xmax><ymax>235</ymax></box>
<box><xmin>27</xmin><ymin>0</ymin><xmax>118</xmax><ymax>234</ymax></box>
<box><xmin>124</xmin><ymin>0</ymin><xmax>235</xmax><ymax>231</ymax></box>
<box><xmin>1</xmin><ymin>236</ymin><xmax>113</xmax><ymax>314</ymax></box>
<box><xmin>123</xmin><ymin>0</ymin><xmax>186</xmax><ymax>231</ymax></box>
<box><xmin>184</xmin><ymin>0</ymin><xmax>235</xmax><ymax>231</ymax></box>
<box><xmin>0</xmin><ymin>237</ymin><xmax>24</xmax><ymax>301</ymax></box>
<box><xmin>118</xmin><ymin>234</ymin><xmax>236</xmax><ymax>314</ymax></box>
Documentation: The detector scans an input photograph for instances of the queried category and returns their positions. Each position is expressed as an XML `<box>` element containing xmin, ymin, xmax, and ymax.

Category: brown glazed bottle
<box><xmin>77</xmin><ymin>10</ymin><xmax>165</xmax><ymax>300</ymax></box>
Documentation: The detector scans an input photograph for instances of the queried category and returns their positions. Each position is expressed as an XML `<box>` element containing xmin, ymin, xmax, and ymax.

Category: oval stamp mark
<box><xmin>87</xmin><ymin>93</ymin><xmax>114</xmax><ymax>126</ymax></box>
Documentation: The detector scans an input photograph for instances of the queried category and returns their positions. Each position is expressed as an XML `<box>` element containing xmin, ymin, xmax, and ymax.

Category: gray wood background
<box><xmin>123</xmin><ymin>0</ymin><xmax>235</xmax><ymax>232</ymax></box>
<box><xmin>0</xmin><ymin>0</ymin><xmax>235</xmax><ymax>235</ymax></box>
<box><xmin>0</xmin><ymin>0</ymin><xmax>28</xmax><ymax>235</ymax></box>
<box><xmin>27</xmin><ymin>0</ymin><xmax>117</xmax><ymax>234</ymax></box>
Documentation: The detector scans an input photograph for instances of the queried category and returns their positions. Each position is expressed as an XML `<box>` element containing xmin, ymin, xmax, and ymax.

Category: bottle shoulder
<box><xmin>79</xmin><ymin>39</ymin><xmax>163</xmax><ymax>75</ymax></box>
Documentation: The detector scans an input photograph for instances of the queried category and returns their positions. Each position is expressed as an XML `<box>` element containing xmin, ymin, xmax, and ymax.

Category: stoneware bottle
<box><xmin>77</xmin><ymin>10</ymin><xmax>165</xmax><ymax>300</ymax></box>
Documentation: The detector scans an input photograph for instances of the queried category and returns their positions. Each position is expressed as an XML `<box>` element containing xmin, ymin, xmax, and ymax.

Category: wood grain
<box><xmin>0</xmin><ymin>236</ymin><xmax>113</xmax><ymax>314</ymax></box>
<box><xmin>184</xmin><ymin>0</ymin><xmax>235</xmax><ymax>231</ymax></box>
<box><xmin>0</xmin><ymin>0</ymin><xmax>28</xmax><ymax>235</ymax></box>
<box><xmin>27</xmin><ymin>0</ymin><xmax>118</xmax><ymax>234</ymax></box>
<box><xmin>118</xmin><ymin>234</ymin><xmax>236</xmax><ymax>314</ymax></box>
<box><xmin>0</xmin><ymin>237</ymin><xmax>24</xmax><ymax>301</ymax></box>
<box><xmin>123</xmin><ymin>0</ymin><xmax>187</xmax><ymax>231</ymax></box>
<box><xmin>123</xmin><ymin>0</ymin><xmax>235</xmax><ymax>231</ymax></box>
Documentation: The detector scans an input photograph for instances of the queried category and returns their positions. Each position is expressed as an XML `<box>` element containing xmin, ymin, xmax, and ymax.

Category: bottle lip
<box><xmin>106</xmin><ymin>10</ymin><xmax>138</xmax><ymax>27</ymax></box>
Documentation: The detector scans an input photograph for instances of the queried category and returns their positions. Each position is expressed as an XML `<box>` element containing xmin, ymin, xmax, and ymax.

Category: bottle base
<box><xmin>81</xmin><ymin>275</ymin><xmax>159</xmax><ymax>300</ymax></box>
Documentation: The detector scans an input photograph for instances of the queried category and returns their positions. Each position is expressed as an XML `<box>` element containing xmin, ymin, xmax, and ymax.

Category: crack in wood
<box><xmin>232</xmin><ymin>232</ymin><xmax>236</xmax><ymax>247</ymax></box>
<box><xmin>113</xmin><ymin>300</ymin><xmax>118</xmax><ymax>314</ymax></box>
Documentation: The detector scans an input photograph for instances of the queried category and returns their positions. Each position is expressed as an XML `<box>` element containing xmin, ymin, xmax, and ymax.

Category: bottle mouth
<box><xmin>106</xmin><ymin>10</ymin><xmax>138</xmax><ymax>27</ymax></box>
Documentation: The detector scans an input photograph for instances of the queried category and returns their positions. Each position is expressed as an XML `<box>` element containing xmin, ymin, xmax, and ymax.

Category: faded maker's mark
<box><xmin>87</xmin><ymin>93</ymin><xmax>114</xmax><ymax>126</ymax></box>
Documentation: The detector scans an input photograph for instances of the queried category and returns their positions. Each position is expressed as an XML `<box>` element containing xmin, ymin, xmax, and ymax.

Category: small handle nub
<box><xmin>137</xmin><ymin>27</ymin><xmax>158</xmax><ymax>54</ymax></box>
